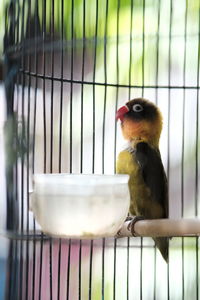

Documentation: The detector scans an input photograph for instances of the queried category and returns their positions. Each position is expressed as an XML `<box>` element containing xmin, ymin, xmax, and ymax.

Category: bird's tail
<box><xmin>153</xmin><ymin>237</ymin><xmax>169</xmax><ymax>263</ymax></box>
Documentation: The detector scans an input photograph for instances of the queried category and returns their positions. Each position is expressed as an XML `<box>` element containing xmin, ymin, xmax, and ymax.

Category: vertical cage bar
<box><xmin>113</xmin><ymin>1</ymin><xmax>120</xmax><ymax>298</ymax></box>
<box><xmin>49</xmin><ymin>1</ymin><xmax>55</xmax><ymax>298</ymax></box>
<box><xmin>102</xmin><ymin>0</ymin><xmax>108</xmax><ymax>175</ymax></box>
<box><xmin>167</xmin><ymin>0</ymin><xmax>173</xmax><ymax>189</ymax></box>
<box><xmin>113</xmin><ymin>0</ymin><xmax>120</xmax><ymax>175</ymax></box>
<box><xmin>181</xmin><ymin>1</ymin><xmax>188</xmax><ymax>299</ymax></box>
<box><xmin>140</xmin><ymin>1</ymin><xmax>146</xmax><ymax>299</ymax></box>
<box><xmin>38</xmin><ymin>234</ymin><xmax>44</xmax><ymax>300</ymax></box>
<box><xmin>88</xmin><ymin>240</ymin><xmax>93</xmax><ymax>300</ymax></box>
<box><xmin>128</xmin><ymin>0</ymin><xmax>133</xmax><ymax>100</ymax></box>
<box><xmin>80</xmin><ymin>0</ymin><xmax>86</xmax><ymax>174</ymax></box>
<box><xmin>25</xmin><ymin>0</ymin><xmax>32</xmax><ymax>298</ymax></box>
<box><xmin>32</xmin><ymin>0</ymin><xmax>38</xmax><ymax>176</ymax></box>
<box><xmin>101</xmin><ymin>238</ymin><xmax>105</xmax><ymax>299</ymax></box>
<box><xmin>195</xmin><ymin>2</ymin><xmax>200</xmax><ymax>299</ymax></box>
<box><xmin>16</xmin><ymin>0</ymin><xmax>20</xmax><ymax>45</ymax></box>
<box><xmin>32</xmin><ymin>0</ymin><xmax>40</xmax><ymax>297</ymax></box>
<box><xmin>13</xmin><ymin>70</ymin><xmax>20</xmax><ymax>300</ymax></box>
<box><xmin>50</xmin><ymin>0</ymin><xmax>55</xmax><ymax>173</ymax></box>
<box><xmin>39</xmin><ymin>3</ymin><xmax>47</xmax><ymax>300</ymax></box>
<box><xmin>69</xmin><ymin>0</ymin><xmax>74</xmax><ymax>173</ymax></box>
<box><xmin>92</xmin><ymin>0</ymin><xmax>98</xmax><ymax>173</ymax></box>
<box><xmin>19</xmin><ymin>0</ymin><xmax>26</xmax><ymax>298</ymax></box>
<box><xmin>167</xmin><ymin>0</ymin><xmax>173</xmax><ymax>299</ymax></box>
<box><xmin>57</xmin><ymin>239</ymin><xmax>62</xmax><ymax>300</ymax></box>
<box><xmin>66</xmin><ymin>239</ymin><xmax>71</xmax><ymax>300</ymax></box>
<box><xmin>141</xmin><ymin>0</ymin><xmax>145</xmax><ymax>98</ymax></box>
<box><xmin>58</xmin><ymin>0</ymin><xmax>64</xmax><ymax>173</ymax></box>
<box><xmin>15</xmin><ymin>0</ymin><xmax>20</xmax><ymax>234</ymax></box>
<box><xmin>78</xmin><ymin>240</ymin><xmax>82</xmax><ymax>300</ymax></box>
<box><xmin>42</xmin><ymin>0</ymin><xmax>47</xmax><ymax>174</ymax></box>
<box><xmin>5</xmin><ymin>242</ymin><xmax>12</xmax><ymax>300</ymax></box>
<box><xmin>155</xmin><ymin>0</ymin><xmax>161</xmax><ymax>105</ymax></box>
<box><xmin>154</xmin><ymin>0</ymin><xmax>161</xmax><ymax>296</ymax></box>
<box><xmin>113</xmin><ymin>238</ymin><xmax>117</xmax><ymax>300</ymax></box>
<box><xmin>127</xmin><ymin>1</ymin><xmax>134</xmax><ymax>298</ymax></box>
<box><xmin>49</xmin><ymin>238</ymin><xmax>53</xmax><ymax>300</ymax></box>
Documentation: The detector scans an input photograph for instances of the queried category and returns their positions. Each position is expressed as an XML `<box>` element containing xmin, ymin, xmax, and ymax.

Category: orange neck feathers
<box><xmin>121</xmin><ymin>114</ymin><xmax>163</xmax><ymax>148</ymax></box>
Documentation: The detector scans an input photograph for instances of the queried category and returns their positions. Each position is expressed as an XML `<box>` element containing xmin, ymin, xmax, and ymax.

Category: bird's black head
<box><xmin>124</xmin><ymin>98</ymin><xmax>158</xmax><ymax>122</ymax></box>
<box><xmin>116</xmin><ymin>98</ymin><xmax>163</xmax><ymax>146</ymax></box>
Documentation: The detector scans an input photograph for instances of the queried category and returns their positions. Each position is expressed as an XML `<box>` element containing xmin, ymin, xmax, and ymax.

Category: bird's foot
<box><xmin>116</xmin><ymin>215</ymin><xmax>144</xmax><ymax>237</ymax></box>
<box><xmin>125</xmin><ymin>216</ymin><xmax>134</xmax><ymax>222</ymax></box>
<box><xmin>127</xmin><ymin>216</ymin><xmax>145</xmax><ymax>237</ymax></box>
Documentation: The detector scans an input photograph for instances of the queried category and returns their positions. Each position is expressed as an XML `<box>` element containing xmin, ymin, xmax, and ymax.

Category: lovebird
<box><xmin>116</xmin><ymin>98</ymin><xmax>169</xmax><ymax>262</ymax></box>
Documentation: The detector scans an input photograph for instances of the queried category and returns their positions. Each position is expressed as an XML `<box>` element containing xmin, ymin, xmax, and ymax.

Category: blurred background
<box><xmin>1</xmin><ymin>0</ymin><xmax>200</xmax><ymax>299</ymax></box>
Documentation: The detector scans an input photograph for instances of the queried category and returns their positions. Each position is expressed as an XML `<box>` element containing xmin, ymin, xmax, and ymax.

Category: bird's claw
<box><xmin>127</xmin><ymin>216</ymin><xmax>145</xmax><ymax>237</ymax></box>
<box><xmin>125</xmin><ymin>216</ymin><xmax>134</xmax><ymax>222</ymax></box>
<box><xmin>116</xmin><ymin>215</ymin><xmax>144</xmax><ymax>237</ymax></box>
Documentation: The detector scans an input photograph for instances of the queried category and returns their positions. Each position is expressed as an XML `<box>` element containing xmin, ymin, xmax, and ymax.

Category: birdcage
<box><xmin>2</xmin><ymin>0</ymin><xmax>200</xmax><ymax>299</ymax></box>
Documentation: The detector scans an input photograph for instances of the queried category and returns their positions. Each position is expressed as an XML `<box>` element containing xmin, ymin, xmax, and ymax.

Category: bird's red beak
<box><xmin>116</xmin><ymin>105</ymin><xmax>129</xmax><ymax>121</ymax></box>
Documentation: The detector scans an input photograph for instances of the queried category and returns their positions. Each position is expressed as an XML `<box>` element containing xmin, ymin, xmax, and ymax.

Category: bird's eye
<box><xmin>132</xmin><ymin>104</ymin><xmax>143</xmax><ymax>112</ymax></box>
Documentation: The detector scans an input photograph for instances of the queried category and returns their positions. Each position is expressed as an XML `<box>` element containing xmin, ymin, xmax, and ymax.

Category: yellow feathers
<box><xmin>116</xmin><ymin>147</ymin><xmax>164</xmax><ymax>218</ymax></box>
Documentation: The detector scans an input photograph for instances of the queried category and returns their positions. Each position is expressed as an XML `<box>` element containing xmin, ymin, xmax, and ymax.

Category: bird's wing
<box><xmin>135</xmin><ymin>142</ymin><xmax>168</xmax><ymax>218</ymax></box>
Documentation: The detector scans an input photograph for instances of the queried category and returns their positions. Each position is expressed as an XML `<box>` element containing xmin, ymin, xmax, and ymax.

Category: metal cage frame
<box><xmin>2</xmin><ymin>0</ymin><xmax>200</xmax><ymax>299</ymax></box>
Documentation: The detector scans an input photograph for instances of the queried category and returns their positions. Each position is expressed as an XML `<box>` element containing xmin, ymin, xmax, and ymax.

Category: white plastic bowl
<box><xmin>30</xmin><ymin>173</ymin><xmax>130</xmax><ymax>238</ymax></box>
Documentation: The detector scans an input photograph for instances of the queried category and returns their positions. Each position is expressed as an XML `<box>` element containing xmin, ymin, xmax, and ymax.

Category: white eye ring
<box><xmin>132</xmin><ymin>104</ymin><xmax>143</xmax><ymax>112</ymax></box>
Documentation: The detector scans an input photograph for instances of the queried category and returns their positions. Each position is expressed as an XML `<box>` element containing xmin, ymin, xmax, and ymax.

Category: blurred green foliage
<box><xmin>1</xmin><ymin>0</ymin><xmax>199</xmax><ymax>93</ymax></box>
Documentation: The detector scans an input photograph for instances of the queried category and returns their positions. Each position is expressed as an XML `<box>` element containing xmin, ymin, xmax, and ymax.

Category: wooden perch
<box><xmin>116</xmin><ymin>217</ymin><xmax>200</xmax><ymax>238</ymax></box>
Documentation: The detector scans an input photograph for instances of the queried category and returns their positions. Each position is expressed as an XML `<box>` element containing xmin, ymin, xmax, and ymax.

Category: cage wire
<box><xmin>2</xmin><ymin>0</ymin><xmax>200</xmax><ymax>299</ymax></box>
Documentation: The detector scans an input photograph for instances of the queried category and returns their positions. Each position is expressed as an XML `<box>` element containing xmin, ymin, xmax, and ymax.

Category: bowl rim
<box><xmin>33</xmin><ymin>173</ymin><xmax>130</xmax><ymax>185</ymax></box>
